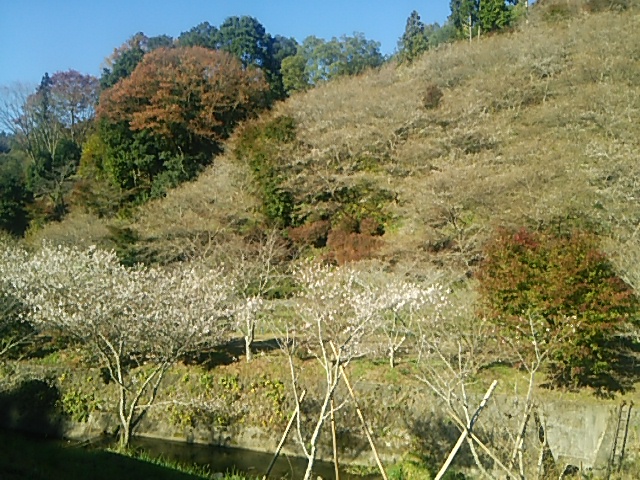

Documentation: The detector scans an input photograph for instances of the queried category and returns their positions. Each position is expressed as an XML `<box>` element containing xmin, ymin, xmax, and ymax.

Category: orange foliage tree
<box><xmin>95</xmin><ymin>46</ymin><xmax>269</xmax><ymax>199</ymax></box>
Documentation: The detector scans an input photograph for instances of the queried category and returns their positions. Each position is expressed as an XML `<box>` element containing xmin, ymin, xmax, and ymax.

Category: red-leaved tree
<box><xmin>95</xmin><ymin>46</ymin><xmax>269</xmax><ymax>198</ymax></box>
<box><xmin>477</xmin><ymin>227</ymin><xmax>638</xmax><ymax>391</ymax></box>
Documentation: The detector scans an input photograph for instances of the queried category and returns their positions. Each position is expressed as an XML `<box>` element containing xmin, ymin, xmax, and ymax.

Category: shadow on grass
<box><xmin>184</xmin><ymin>337</ymin><xmax>281</xmax><ymax>368</ymax></box>
<box><xmin>406</xmin><ymin>413</ymin><xmax>477</xmax><ymax>473</ymax></box>
<box><xmin>0</xmin><ymin>380</ymin><xmax>209</xmax><ymax>479</ymax></box>
<box><xmin>0</xmin><ymin>429</ymin><xmax>208</xmax><ymax>480</ymax></box>
<box><xmin>0</xmin><ymin>378</ymin><xmax>63</xmax><ymax>437</ymax></box>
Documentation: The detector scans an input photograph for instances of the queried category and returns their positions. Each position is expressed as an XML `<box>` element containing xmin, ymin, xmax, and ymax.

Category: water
<box><xmin>125</xmin><ymin>436</ymin><xmax>381</xmax><ymax>479</ymax></box>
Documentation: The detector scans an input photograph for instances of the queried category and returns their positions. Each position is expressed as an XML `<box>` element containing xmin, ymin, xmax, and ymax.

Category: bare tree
<box><xmin>0</xmin><ymin>79</ymin><xmax>63</xmax><ymax>166</ymax></box>
<box><xmin>1</xmin><ymin>73</ymin><xmax>98</xmax><ymax>218</ymax></box>
<box><xmin>275</xmin><ymin>263</ymin><xmax>448</xmax><ymax>479</ymax></box>
<box><xmin>0</xmin><ymin>242</ymin><xmax>234</xmax><ymax>448</ymax></box>
<box><xmin>49</xmin><ymin>70</ymin><xmax>99</xmax><ymax>144</ymax></box>
<box><xmin>0</xmin><ymin>82</ymin><xmax>36</xmax><ymax>137</ymax></box>
<box><xmin>417</xmin><ymin>298</ymin><xmax>501</xmax><ymax>480</ymax></box>
<box><xmin>416</xmin><ymin>290</ymin><xmax>568</xmax><ymax>479</ymax></box>
<box><xmin>229</xmin><ymin>230</ymin><xmax>287</xmax><ymax>362</ymax></box>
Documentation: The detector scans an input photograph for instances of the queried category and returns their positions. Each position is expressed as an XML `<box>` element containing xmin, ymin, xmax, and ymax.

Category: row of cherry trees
<box><xmin>0</xmin><ymin>241</ymin><xmax>445</xmax><ymax>452</ymax></box>
<box><xmin>0</xmin><ymin>242</ymin><xmax>244</xmax><ymax>447</ymax></box>
<box><xmin>2</xmin><ymin>234</ymin><xmax>634</xmax><ymax>476</ymax></box>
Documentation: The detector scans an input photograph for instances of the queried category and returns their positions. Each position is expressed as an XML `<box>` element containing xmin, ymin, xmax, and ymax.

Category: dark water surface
<box><xmin>124</xmin><ymin>436</ymin><xmax>381</xmax><ymax>479</ymax></box>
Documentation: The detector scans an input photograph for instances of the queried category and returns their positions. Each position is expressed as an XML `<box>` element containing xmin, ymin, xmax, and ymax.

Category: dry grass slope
<box><xmin>270</xmin><ymin>2</ymin><xmax>640</xmax><ymax>277</ymax></box>
<box><xmin>32</xmin><ymin>1</ymin><xmax>640</xmax><ymax>284</ymax></box>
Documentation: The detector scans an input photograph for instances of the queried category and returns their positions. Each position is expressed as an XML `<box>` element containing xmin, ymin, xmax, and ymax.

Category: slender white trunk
<box><xmin>302</xmin><ymin>384</ymin><xmax>336</xmax><ymax>480</ymax></box>
<box><xmin>245</xmin><ymin>336</ymin><xmax>253</xmax><ymax>362</ymax></box>
<box><xmin>245</xmin><ymin>319</ymin><xmax>255</xmax><ymax>362</ymax></box>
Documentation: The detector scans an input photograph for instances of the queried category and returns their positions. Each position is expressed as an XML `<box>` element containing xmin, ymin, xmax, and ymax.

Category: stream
<box><xmin>110</xmin><ymin>436</ymin><xmax>382</xmax><ymax>479</ymax></box>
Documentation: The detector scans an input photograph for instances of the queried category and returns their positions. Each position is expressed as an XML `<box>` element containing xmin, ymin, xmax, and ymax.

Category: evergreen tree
<box><xmin>450</xmin><ymin>0</ymin><xmax>513</xmax><ymax>39</ymax></box>
<box><xmin>217</xmin><ymin>16</ymin><xmax>285</xmax><ymax>99</ymax></box>
<box><xmin>100</xmin><ymin>33</ymin><xmax>147</xmax><ymax>90</ymax></box>
<box><xmin>281</xmin><ymin>53</ymin><xmax>309</xmax><ymax>93</ymax></box>
<box><xmin>449</xmin><ymin>0</ymin><xmax>480</xmax><ymax>40</ymax></box>
<box><xmin>177</xmin><ymin>22</ymin><xmax>219</xmax><ymax>49</ymax></box>
<box><xmin>398</xmin><ymin>11</ymin><xmax>429</xmax><ymax>64</ymax></box>
<box><xmin>0</xmin><ymin>152</ymin><xmax>30</xmax><ymax>235</ymax></box>
<box><xmin>478</xmin><ymin>0</ymin><xmax>512</xmax><ymax>33</ymax></box>
<box><xmin>286</xmin><ymin>33</ymin><xmax>384</xmax><ymax>90</ymax></box>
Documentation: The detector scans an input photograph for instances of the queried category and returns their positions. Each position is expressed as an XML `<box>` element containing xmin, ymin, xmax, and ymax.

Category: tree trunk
<box><xmin>117</xmin><ymin>382</ymin><xmax>131</xmax><ymax>449</ymax></box>
<box><xmin>120</xmin><ymin>422</ymin><xmax>131</xmax><ymax>449</ymax></box>
<box><xmin>302</xmin><ymin>386</ymin><xmax>335</xmax><ymax>480</ymax></box>
<box><xmin>303</xmin><ymin>444</ymin><xmax>319</xmax><ymax>480</ymax></box>
<box><xmin>245</xmin><ymin>335</ymin><xmax>253</xmax><ymax>362</ymax></box>
<box><xmin>245</xmin><ymin>320</ymin><xmax>255</xmax><ymax>362</ymax></box>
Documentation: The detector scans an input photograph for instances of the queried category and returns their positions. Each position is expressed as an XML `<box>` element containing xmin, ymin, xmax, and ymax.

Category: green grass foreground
<box><xmin>0</xmin><ymin>430</ymin><xmax>252</xmax><ymax>480</ymax></box>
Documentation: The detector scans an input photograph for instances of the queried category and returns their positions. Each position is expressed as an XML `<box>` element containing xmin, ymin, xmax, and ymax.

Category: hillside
<box><xmin>5</xmin><ymin>3</ymin><xmax>640</xmax><ymax>476</ymax></box>
<box><xmin>29</xmin><ymin>1</ymin><xmax>640</xmax><ymax>286</ymax></box>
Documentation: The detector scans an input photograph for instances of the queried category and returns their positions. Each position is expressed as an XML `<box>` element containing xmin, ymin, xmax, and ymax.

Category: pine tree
<box><xmin>449</xmin><ymin>0</ymin><xmax>480</xmax><ymax>40</ymax></box>
<box><xmin>398</xmin><ymin>11</ymin><xmax>429</xmax><ymax>64</ymax></box>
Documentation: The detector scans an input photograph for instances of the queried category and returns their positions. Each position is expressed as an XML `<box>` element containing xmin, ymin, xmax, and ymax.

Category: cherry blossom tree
<box><xmin>228</xmin><ymin>230</ymin><xmax>287</xmax><ymax>362</ymax></box>
<box><xmin>0</xmin><ymin>291</ymin><xmax>32</xmax><ymax>361</ymax></box>
<box><xmin>0</xmin><ymin>242</ymin><xmax>235</xmax><ymax>447</ymax></box>
<box><xmin>278</xmin><ymin>262</ymin><xmax>448</xmax><ymax>479</ymax></box>
<box><xmin>373</xmin><ymin>274</ymin><xmax>447</xmax><ymax>369</ymax></box>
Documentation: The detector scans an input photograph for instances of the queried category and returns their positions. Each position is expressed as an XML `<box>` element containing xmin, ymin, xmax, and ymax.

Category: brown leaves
<box><xmin>98</xmin><ymin>46</ymin><xmax>269</xmax><ymax>142</ymax></box>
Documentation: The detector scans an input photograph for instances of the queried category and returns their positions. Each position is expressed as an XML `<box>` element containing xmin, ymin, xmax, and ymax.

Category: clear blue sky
<box><xmin>0</xmin><ymin>1</ymin><xmax>451</xmax><ymax>86</ymax></box>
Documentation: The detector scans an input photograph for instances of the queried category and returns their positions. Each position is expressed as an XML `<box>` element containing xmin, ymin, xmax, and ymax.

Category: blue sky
<box><xmin>0</xmin><ymin>1</ymin><xmax>451</xmax><ymax>86</ymax></box>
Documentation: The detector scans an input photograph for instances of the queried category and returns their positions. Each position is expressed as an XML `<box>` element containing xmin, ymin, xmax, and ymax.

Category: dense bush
<box><xmin>422</xmin><ymin>83</ymin><xmax>443</xmax><ymax>109</ymax></box>
<box><xmin>235</xmin><ymin>116</ymin><xmax>298</xmax><ymax>227</ymax></box>
<box><xmin>326</xmin><ymin>227</ymin><xmax>384</xmax><ymax>265</ymax></box>
<box><xmin>0</xmin><ymin>153</ymin><xmax>30</xmax><ymax>236</ymax></box>
<box><xmin>288</xmin><ymin>220</ymin><xmax>331</xmax><ymax>248</ymax></box>
<box><xmin>477</xmin><ymin>227</ymin><xmax>638</xmax><ymax>391</ymax></box>
<box><xmin>95</xmin><ymin>47</ymin><xmax>270</xmax><ymax>202</ymax></box>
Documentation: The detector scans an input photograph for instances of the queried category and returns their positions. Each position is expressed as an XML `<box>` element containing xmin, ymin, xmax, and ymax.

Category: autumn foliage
<box><xmin>95</xmin><ymin>47</ymin><xmax>269</xmax><ymax>199</ymax></box>
<box><xmin>98</xmin><ymin>46</ymin><xmax>268</xmax><ymax>141</ymax></box>
<box><xmin>477</xmin><ymin>228</ymin><xmax>638</xmax><ymax>390</ymax></box>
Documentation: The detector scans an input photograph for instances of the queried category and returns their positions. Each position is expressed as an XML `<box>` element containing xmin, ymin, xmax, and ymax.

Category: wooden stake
<box><xmin>331</xmin><ymin>397</ymin><xmax>340</xmax><ymax>480</ymax></box>
<box><xmin>448</xmin><ymin>410</ymin><xmax>518</xmax><ymax>480</ymax></box>
<box><xmin>434</xmin><ymin>380</ymin><xmax>498</xmax><ymax>480</ymax></box>
<box><xmin>263</xmin><ymin>389</ymin><xmax>306</xmax><ymax>480</ymax></box>
<box><xmin>329</xmin><ymin>342</ymin><xmax>388</xmax><ymax>480</ymax></box>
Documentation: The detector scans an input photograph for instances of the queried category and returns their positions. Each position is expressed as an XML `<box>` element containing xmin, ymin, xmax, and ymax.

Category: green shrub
<box><xmin>59</xmin><ymin>387</ymin><xmax>97</xmax><ymax>423</ymax></box>
<box><xmin>235</xmin><ymin>116</ymin><xmax>298</xmax><ymax>227</ymax></box>
<box><xmin>0</xmin><ymin>153</ymin><xmax>31</xmax><ymax>236</ymax></box>
<box><xmin>477</xmin><ymin>227</ymin><xmax>638</xmax><ymax>391</ymax></box>
<box><xmin>388</xmin><ymin>454</ymin><xmax>434</xmax><ymax>480</ymax></box>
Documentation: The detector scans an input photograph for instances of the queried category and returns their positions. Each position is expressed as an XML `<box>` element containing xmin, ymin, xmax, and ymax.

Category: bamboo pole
<box><xmin>331</xmin><ymin>397</ymin><xmax>340</xmax><ymax>480</ymax></box>
<box><xmin>263</xmin><ymin>390</ymin><xmax>306</xmax><ymax>480</ymax></box>
<box><xmin>448</xmin><ymin>411</ymin><xmax>518</xmax><ymax>480</ymax></box>
<box><xmin>329</xmin><ymin>342</ymin><xmax>388</xmax><ymax>480</ymax></box>
<box><xmin>434</xmin><ymin>380</ymin><xmax>498</xmax><ymax>480</ymax></box>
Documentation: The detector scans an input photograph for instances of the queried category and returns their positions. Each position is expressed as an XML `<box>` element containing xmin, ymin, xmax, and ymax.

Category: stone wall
<box><xmin>1</xmin><ymin>363</ymin><xmax>638</xmax><ymax>474</ymax></box>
